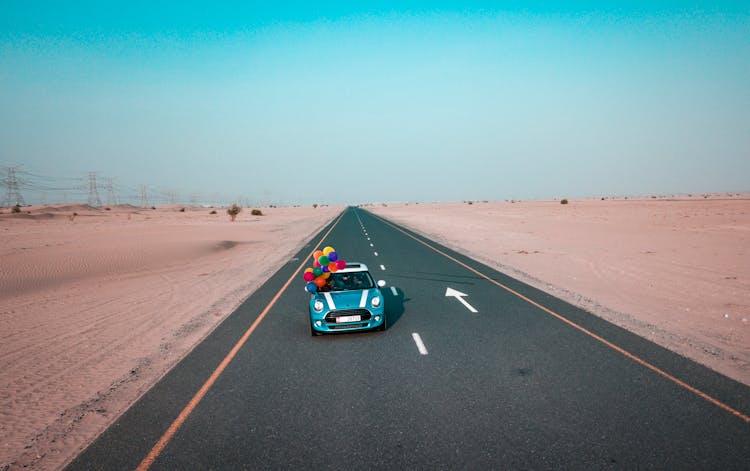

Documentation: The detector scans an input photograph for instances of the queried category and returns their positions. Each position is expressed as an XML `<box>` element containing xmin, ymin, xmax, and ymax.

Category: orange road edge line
<box><xmin>135</xmin><ymin>211</ymin><xmax>346</xmax><ymax>471</ymax></box>
<box><xmin>370</xmin><ymin>211</ymin><xmax>750</xmax><ymax>424</ymax></box>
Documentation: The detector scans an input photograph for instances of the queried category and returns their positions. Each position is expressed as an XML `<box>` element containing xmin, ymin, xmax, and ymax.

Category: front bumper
<box><xmin>310</xmin><ymin>307</ymin><xmax>385</xmax><ymax>333</ymax></box>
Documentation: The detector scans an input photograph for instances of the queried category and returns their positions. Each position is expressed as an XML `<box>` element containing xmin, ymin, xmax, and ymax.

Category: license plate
<box><xmin>336</xmin><ymin>315</ymin><xmax>361</xmax><ymax>323</ymax></box>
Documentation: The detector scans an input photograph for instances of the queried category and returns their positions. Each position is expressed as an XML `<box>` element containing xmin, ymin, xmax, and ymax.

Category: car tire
<box><xmin>378</xmin><ymin>314</ymin><xmax>387</xmax><ymax>331</ymax></box>
<box><xmin>311</xmin><ymin>324</ymin><xmax>322</xmax><ymax>336</ymax></box>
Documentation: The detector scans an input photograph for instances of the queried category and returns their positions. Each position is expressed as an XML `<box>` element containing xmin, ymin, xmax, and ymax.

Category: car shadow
<box><xmin>383</xmin><ymin>285</ymin><xmax>408</xmax><ymax>329</ymax></box>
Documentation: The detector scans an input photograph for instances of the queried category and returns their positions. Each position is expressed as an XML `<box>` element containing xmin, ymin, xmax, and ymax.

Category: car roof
<box><xmin>336</xmin><ymin>262</ymin><xmax>369</xmax><ymax>274</ymax></box>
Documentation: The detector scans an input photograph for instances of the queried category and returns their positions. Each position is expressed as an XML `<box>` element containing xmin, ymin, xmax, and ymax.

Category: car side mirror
<box><xmin>377</xmin><ymin>280</ymin><xmax>386</xmax><ymax>287</ymax></box>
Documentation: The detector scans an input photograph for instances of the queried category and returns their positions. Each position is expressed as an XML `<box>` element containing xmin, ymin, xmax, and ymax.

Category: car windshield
<box><xmin>330</xmin><ymin>271</ymin><xmax>375</xmax><ymax>291</ymax></box>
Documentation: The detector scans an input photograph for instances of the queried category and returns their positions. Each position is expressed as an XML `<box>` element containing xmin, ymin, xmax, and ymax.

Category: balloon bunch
<box><xmin>303</xmin><ymin>246</ymin><xmax>346</xmax><ymax>293</ymax></box>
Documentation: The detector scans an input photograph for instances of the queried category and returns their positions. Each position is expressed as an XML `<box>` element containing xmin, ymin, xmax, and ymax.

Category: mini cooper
<box><xmin>308</xmin><ymin>263</ymin><xmax>386</xmax><ymax>335</ymax></box>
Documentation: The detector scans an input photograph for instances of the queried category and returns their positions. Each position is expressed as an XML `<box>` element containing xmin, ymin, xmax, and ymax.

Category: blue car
<box><xmin>309</xmin><ymin>263</ymin><xmax>386</xmax><ymax>335</ymax></box>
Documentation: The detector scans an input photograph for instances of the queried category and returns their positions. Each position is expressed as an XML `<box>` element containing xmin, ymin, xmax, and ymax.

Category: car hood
<box><xmin>321</xmin><ymin>289</ymin><xmax>374</xmax><ymax>310</ymax></box>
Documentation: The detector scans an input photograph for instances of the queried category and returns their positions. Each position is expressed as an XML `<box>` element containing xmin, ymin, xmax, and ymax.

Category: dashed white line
<box><xmin>412</xmin><ymin>333</ymin><xmax>428</xmax><ymax>355</ymax></box>
<box><xmin>390</xmin><ymin>286</ymin><xmax>398</xmax><ymax>296</ymax></box>
<box><xmin>380</xmin><ymin>264</ymin><xmax>386</xmax><ymax>271</ymax></box>
<box><xmin>370</xmin><ymin>243</ymin><xmax>374</xmax><ymax>247</ymax></box>
<box><xmin>374</xmin><ymin>252</ymin><xmax>378</xmax><ymax>256</ymax></box>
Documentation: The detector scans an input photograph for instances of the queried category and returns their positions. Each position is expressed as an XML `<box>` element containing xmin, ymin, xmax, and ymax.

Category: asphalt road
<box><xmin>66</xmin><ymin>206</ymin><xmax>750</xmax><ymax>470</ymax></box>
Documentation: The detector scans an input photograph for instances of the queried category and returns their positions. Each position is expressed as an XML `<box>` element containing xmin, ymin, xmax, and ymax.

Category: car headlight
<box><xmin>371</xmin><ymin>296</ymin><xmax>381</xmax><ymax>308</ymax></box>
<box><xmin>313</xmin><ymin>300</ymin><xmax>325</xmax><ymax>313</ymax></box>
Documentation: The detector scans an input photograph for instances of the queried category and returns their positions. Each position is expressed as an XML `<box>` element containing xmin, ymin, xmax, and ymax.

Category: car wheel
<box><xmin>378</xmin><ymin>314</ymin><xmax>387</xmax><ymax>331</ymax></box>
<box><xmin>311</xmin><ymin>324</ymin><xmax>322</xmax><ymax>336</ymax></box>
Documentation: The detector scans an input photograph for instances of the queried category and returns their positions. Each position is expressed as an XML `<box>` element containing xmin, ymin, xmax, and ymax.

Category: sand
<box><xmin>0</xmin><ymin>204</ymin><xmax>341</xmax><ymax>470</ymax></box>
<box><xmin>1</xmin><ymin>195</ymin><xmax>748</xmax><ymax>470</ymax></box>
<box><xmin>368</xmin><ymin>195</ymin><xmax>750</xmax><ymax>387</ymax></box>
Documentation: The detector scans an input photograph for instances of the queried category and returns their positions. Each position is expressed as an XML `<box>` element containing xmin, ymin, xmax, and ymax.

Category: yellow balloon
<box><xmin>323</xmin><ymin>246</ymin><xmax>335</xmax><ymax>255</ymax></box>
<box><xmin>322</xmin><ymin>271</ymin><xmax>331</xmax><ymax>279</ymax></box>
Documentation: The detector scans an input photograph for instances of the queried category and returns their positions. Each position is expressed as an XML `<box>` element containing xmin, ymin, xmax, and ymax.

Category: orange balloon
<box><xmin>313</xmin><ymin>250</ymin><xmax>324</xmax><ymax>261</ymax></box>
<box><xmin>328</xmin><ymin>262</ymin><xmax>338</xmax><ymax>272</ymax></box>
<box><xmin>314</xmin><ymin>277</ymin><xmax>326</xmax><ymax>288</ymax></box>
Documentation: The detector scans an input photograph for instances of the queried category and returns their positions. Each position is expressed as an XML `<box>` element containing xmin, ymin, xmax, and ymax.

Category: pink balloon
<box><xmin>336</xmin><ymin>259</ymin><xmax>346</xmax><ymax>270</ymax></box>
<box><xmin>303</xmin><ymin>271</ymin><xmax>314</xmax><ymax>282</ymax></box>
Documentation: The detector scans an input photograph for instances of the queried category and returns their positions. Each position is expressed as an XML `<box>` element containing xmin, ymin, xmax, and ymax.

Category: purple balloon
<box><xmin>322</xmin><ymin>265</ymin><xmax>330</xmax><ymax>272</ymax></box>
<box><xmin>328</xmin><ymin>251</ymin><xmax>338</xmax><ymax>262</ymax></box>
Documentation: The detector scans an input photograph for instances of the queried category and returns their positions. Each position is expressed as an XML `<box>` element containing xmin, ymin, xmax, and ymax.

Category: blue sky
<box><xmin>1</xmin><ymin>2</ymin><xmax>748</xmax><ymax>205</ymax></box>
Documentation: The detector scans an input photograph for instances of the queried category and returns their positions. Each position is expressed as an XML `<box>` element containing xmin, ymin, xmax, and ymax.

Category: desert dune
<box><xmin>0</xmin><ymin>204</ymin><xmax>341</xmax><ymax>470</ymax></box>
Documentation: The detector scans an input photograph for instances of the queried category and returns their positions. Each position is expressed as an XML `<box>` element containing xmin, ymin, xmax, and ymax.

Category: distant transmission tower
<box><xmin>139</xmin><ymin>184</ymin><xmax>149</xmax><ymax>207</ymax></box>
<box><xmin>104</xmin><ymin>178</ymin><xmax>118</xmax><ymax>205</ymax></box>
<box><xmin>2</xmin><ymin>167</ymin><xmax>26</xmax><ymax>207</ymax></box>
<box><xmin>87</xmin><ymin>172</ymin><xmax>102</xmax><ymax>206</ymax></box>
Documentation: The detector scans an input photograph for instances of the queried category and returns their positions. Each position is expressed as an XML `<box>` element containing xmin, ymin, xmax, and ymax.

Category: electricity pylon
<box><xmin>104</xmin><ymin>178</ymin><xmax>118</xmax><ymax>205</ymax></box>
<box><xmin>2</xmin><ymin>166</ymin><xmax>26</xmax><ymax>207</ymax></box>
<box><xmin>87</xmin><ymin>172</ymin><xmax>102</xmax><ymax>206</ymax></box>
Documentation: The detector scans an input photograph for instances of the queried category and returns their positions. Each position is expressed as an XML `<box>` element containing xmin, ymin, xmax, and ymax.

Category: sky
<box><xmin>1</xmin><ymin>1</ymin><xmax>749</xmax><ymax>205</ymax></box>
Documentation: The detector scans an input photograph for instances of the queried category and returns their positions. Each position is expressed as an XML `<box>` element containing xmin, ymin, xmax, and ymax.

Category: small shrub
<box><xmin>12</xmin><ymin>204</ymin><xmax>21</xmax><ymax>214</ymax></box>
<box><xmin>179</xmin><ymin>208</ymin><xmax>185</xmax><ymax>212</ymax></box>
<box><xmin>560</xmin><ymin>199</ymin><xmax>569</xmax><ymax>205</ymax></box>
<box><xmin>105</xmin><ymin>207</ymin><xmax>111</xmax><ymax>211</ymax></box>
<box><xmin>227</xmin><ymin>204</ymin><xmax>242</xmax><ymax>221</ymax></box>
<box><xmin>151</xmin><ymin>206</ymin><xmax>156</xmax><ymax>210</ymax></box>
<box><xmin>313</xmin><ymin>204</ymin><xmax>318</xmax><ymax>209</ymax></box>
<box><xmin>209</xmin><ymin>210</ymin><xmax>217</xmax><ymax>215</ymax></box>
<box><xmin>251</xmin><ymin>209</ymin><xmax>263</xmax><ymax>216</ymax></box>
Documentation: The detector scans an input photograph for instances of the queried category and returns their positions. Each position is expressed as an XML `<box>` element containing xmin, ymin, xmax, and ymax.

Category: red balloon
<box><xmin>303</xmin><ymin>271</ymin><xmax>315</xmax><ymax>282</ymax></box>
<box><xmin>336</xmin><ymin>260</ymin><xmax>346</xmax><ymax>270</ymax></box>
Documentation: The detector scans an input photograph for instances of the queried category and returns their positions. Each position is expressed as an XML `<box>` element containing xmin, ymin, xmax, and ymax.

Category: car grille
<box><xmin>324</xmin><ymin>308</ymin><xmax>371</xmax><ymax>323</ymax></box>
<box><xmin>328</xmin><ymin>323</ymin><xmax>369</xmax><ymax>330</ymax></box>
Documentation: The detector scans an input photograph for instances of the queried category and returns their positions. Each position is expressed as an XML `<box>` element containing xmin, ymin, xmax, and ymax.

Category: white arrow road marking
<box><xmin>374</xmin><ymin>252</ymin><xmax>378</xmax><ymax>256</ymax></box>
<box><xmin>445</xmin><ymin>287</ymin><xmax>478</xmax><ymax>313</ymax></box>
<box><xmin>412</xmin><ymin>333</ymin><xmax>428</xmax><ymax>355</ymax></box>
<box><xmin>380</xmin><ymin>265</ymin><xmax>386</xmax><ymax>271</ymax></box>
